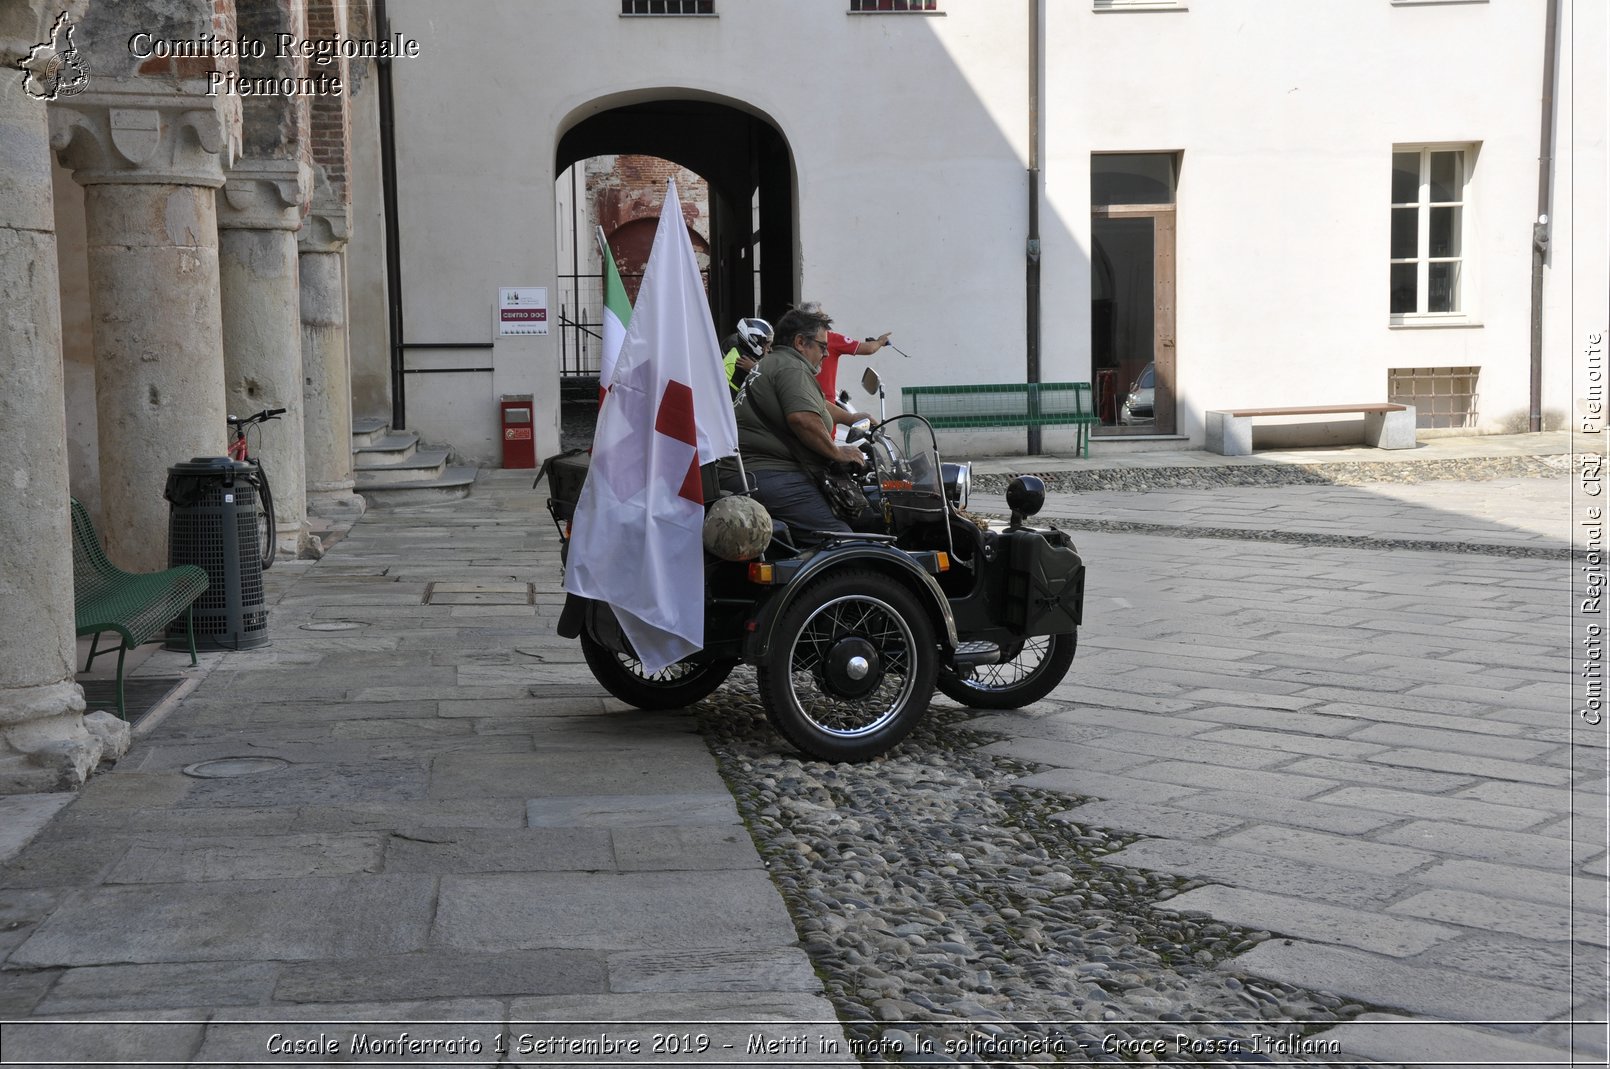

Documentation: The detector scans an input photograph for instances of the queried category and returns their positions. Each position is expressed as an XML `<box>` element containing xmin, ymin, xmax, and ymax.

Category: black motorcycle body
<box><xmin>539</xmin><ymin>413</ymin><xmax>1084</xmax><ymax>761</ymax></box>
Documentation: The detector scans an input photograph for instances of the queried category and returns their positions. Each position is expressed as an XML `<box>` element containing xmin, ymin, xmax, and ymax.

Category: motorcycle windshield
<box><xmin>870</xmin><ymin>415</ymin><xmax>946</xmax><ymax>518</ymax></box>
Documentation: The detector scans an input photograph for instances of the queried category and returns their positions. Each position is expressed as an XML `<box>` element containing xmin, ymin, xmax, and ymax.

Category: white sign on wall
<box><xmin>498</xmin><ymin>287</ymin><xmax>548</xmax><ymax>336</ymax></box>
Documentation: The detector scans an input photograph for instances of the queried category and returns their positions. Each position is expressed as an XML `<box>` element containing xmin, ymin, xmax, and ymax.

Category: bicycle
<box><xmin>227</xmin><ymin>407</ymin><xmax>284</xmax><ymax>570</ymax></box>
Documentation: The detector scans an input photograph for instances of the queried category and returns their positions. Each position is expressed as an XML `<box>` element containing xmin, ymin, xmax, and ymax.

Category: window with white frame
<box><xmin>1390</xmin><ymin>146</ymin><xmax>1472</xmax><ymax>318</ymax></box>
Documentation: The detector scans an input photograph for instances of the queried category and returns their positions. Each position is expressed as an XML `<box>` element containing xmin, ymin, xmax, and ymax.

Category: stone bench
<box><xmin>1205</xmin><ymin>403</ymin><xmax>1417</xmax><ymax>457</ymax></box>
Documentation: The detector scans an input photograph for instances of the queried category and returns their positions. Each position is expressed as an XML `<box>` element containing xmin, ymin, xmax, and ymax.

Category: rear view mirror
<box><xmin>861</xmin><ymin>367</ymin><xmax>883</xmax><ymax>397</ymax></box>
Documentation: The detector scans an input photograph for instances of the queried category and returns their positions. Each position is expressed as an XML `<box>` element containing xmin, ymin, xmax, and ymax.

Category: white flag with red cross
<box><xmin>563</xmin><ymin>178</ymin><xmax>739</xmax><ymax>675</ymax></box>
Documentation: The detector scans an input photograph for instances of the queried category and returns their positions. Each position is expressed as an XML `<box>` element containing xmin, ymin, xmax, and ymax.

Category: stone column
<box><xmin>218</xmin><ymin>158</ymin><xmax>317</xmax><ymax>558</ymax></box>
<box><xmin>300</xmin><ymin>198</ymin><xmax>364</xmax><ymax>516</ymax></box>
<box><xmin>51</xmin><ymin>92</ymin><xmax>231</xmax><ymax>573</ymax></box>
<box><xmin>0</xmin><ymin>11</ymin><xmax>129</xmax><ymax>792</ymax></box>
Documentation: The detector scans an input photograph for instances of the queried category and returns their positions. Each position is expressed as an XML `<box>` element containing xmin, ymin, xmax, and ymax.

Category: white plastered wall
<box><xmin>383</xmin><ymin>0</ymin><xmax>1589</xmax><ymax>460</ymax></box>
<box><xmin>1044</xmin><ymin>0</ymin><xmax>1557</xmax><ymax>444</ymax></box>
<box><xmin>384</xmin><ymin>0</ymin><xmax>1032</xmax><ymax>465</ymax></box>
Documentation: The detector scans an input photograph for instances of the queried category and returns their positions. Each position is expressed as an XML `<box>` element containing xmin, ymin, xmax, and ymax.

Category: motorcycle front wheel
<box><xmin>936</xmin><ymin>631</ymin><xmax>1076</xmax><ymax>710</ymax></box>
<box><xmin>756</xmin><ymin>569</ymin><xmax>938</xmax><ymax>762</ymax></box>
<box><xmin>579</xmin><ymin>632</ymin><xmax>735</xmax><ymax>710</ymax></box>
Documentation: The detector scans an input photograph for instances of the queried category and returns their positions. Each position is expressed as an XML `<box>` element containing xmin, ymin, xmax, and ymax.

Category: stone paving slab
<box><xmin>0</xmin><ymin>1013</ymin><xmax>206</xmax><ymax>1065</ymax></box>
<box><xmin>272</xmin><ymin>951</ymin><xmax>610</xmax><ymax>1004</ymax></box>
<box><xmin>1163</xmin><ymin>885</ymin><xmax>1459</xmax><ymax>956</ymax></box>
<box><xmin>526</xmin><ymin>793</ymin><xmax>741</xmax><ymax>828</ymax></box>
<box><xmin>1230</xmin><ymin>940</ymin><xmax>1574</xmax><ymax>1021</ymax></box>
<box><xmin>1321</xmin><ymin>1013</ymin><xmax>1588</xmax><ymax>1068</ymax></box>
<box><xmin>428</xmin><ymin>748</ymin><xmax>728</xmax><ymax>799</ymax></box>
<box><xmin>1387</xmin><ymin>888</ymin><xmax>1601</xmax><ymax>945</ymax></box>
<box><xmin>105</xmin><ymin>832</ymin><xmax>387</xmax><ymax>883</ymax></box>
<box><xmin>7</xmin><ymin>875</ymin><xmax>438</xmax><ymax>967</ymax></box>
<box><xmin>433</xmin><ymin>871</ymin><xmax>797</xmax><ymax>953</ymax></box>
<box><xmin>1105</xmin><ymin>839</ymin><xmax>1407</xmax><ymax>909</ymax></box>
<box><xmin>604</xmin><ymin>948</ymin><xmax>822</xmax><ymax>994</ymax></box>
<box><xmin>34</xmin><ymin>961</ymin><xmax>281</xmax><ymax>1015</ymax></box>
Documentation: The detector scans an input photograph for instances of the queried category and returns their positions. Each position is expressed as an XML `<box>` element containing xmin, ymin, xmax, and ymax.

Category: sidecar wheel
<box><xmin>579</xmin><ymin>633</ymin><xmax>735</xmax><ymax>710</ymax></box>
<box><xmin>757</xmin><ymin>570</ymin><xmax>938</xmax><ymax>762</ymax></box>
<box><xmin>936</xmin><ymin>631</ymin><xmax>1076</xmax><ymax>710</ymax></box>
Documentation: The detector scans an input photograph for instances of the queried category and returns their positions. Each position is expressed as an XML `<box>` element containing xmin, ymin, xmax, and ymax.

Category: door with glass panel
<box><xmin>1091</xmin><ymin>153</ymin><xmax>1177</xmax><ymax>436</ymax></box>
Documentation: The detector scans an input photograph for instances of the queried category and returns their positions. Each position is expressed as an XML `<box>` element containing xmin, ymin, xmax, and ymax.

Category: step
<box><xmin>1088</xmin><ymin>433</ymin><xmax>1192</xmax><ymax>454</ymax></box>
<box><xmin>355</xmin><ymin>465</ymin><xmax>478</xmax><ymax>508</ymax></box>
<box><xmin>353</xmin><ymin>446</ymin><xmax>450</xmax><ymax>485</ymax></box>
<box><xmin>352</xmin><ymin>417</ymin><xmax>390</xmax><ymax>448</ymax></box>
<box><xmin>354</xmin><ymin>430</ymin><xmax>420</xmax><ymax>463</ymax></box>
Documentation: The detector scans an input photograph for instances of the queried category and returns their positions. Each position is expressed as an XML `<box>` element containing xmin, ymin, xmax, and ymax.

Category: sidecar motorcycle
<box><xmin>540</xmin><ymin>377</ymin><xmax>1085</xmax><ymax>762</ymax></box>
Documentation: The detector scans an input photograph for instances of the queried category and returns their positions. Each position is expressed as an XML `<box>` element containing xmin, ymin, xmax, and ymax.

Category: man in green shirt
<box><xmin>726</xmin><ymin>305</ymin><xmax>867</xmax><ymax>539</ymax></box>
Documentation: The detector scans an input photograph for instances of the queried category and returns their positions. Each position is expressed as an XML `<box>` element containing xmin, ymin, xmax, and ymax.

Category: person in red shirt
<box><xmin>793</xmin><ymin>301</ymin><xmax>892</xmax><ymax>398</ymax></box>
<box><xmin>816</xmin><ymin>328</ymin><xmax>892</xmax><ymax>397</ymax></box>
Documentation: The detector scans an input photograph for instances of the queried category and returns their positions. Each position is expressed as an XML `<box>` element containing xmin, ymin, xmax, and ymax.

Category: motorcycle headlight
<box><xmin>1005</xmin><ymin>475</ymin><xmax>1045</xmax><ymax>518</ymax></box>
<box><xmin>942</xmin><ymin>462</ymin><xmax>971</xmax><ymax>510</ymax></box>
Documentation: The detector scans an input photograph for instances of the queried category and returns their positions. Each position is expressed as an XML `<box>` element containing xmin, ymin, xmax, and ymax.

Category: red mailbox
<box><xmin>500</xmin><ymin>394</ymin><xmax>536</xmax><ymax>469</ymax></box>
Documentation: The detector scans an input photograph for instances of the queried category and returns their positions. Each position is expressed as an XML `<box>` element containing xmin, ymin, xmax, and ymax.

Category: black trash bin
<box><xmin>163</xmin><ymin>457</ymin><xmax>269</xmax><ymax>651</ymax></box>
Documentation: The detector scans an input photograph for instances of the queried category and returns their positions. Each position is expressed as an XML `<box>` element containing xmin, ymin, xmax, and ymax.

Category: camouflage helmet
<box><xmin>703</xmin><ymin>494</ymin><xmax>773</xmax><ymax>561</ymax></box>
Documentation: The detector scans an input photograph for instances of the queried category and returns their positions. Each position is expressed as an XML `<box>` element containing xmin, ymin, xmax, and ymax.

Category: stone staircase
<box><xmin>352</xmin><ymin>417</ymin><xmax>478</xmax><ymax>507</ymax></box>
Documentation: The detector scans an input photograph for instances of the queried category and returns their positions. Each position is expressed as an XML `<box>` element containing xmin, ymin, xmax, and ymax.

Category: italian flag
<box><xmin>597</xmin><ymin>226</ymin><xmax>631</xmax><ymax>404</ymax></box>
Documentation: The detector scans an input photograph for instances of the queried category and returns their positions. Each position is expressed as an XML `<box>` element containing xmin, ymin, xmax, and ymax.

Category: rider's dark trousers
<box><xmin>723</xmin><ymin>467</ymin><xmax>850</xmax><ymax>543</ymax></box>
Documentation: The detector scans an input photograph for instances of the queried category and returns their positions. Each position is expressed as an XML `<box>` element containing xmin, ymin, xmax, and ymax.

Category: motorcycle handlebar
<box><xmin>227</xmin><ymin>408</ymin><xmax>287</xmax><ymax>428</ymax></box>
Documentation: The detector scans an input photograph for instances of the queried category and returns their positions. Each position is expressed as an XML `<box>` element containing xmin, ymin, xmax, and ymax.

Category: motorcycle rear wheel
<box><xmin>579</xmin><ymin>632</ymin><xmax>735</xmax><ymax>710</ymax></box>
<box><xmin>936</xmin><ymin>631</ymin><xmax>1076</xmax><ymax>710</ymax></box>
<box><xmin>757</xmin><ymin>569</ymin><xmax>937</xmax><ymax>762</ymax></box>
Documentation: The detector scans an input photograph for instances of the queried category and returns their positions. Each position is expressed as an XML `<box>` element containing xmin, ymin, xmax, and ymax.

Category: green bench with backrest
<box><xmin>900</xmin><ymin>382</ymin><xmax>1099</xmax><ymax>458</ymax></box>
<box><xmin>70</xmin><ymin>498</ymin><xmax>209</xmax><ymax>720</ymax></box>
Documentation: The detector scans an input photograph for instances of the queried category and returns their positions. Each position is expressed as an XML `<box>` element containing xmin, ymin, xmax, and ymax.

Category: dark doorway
<box><xmin>555</xmin><ymin>99</ymin><xmax>795</xmax><ymax>379</ymax></box>
<box><xmin>1091</xmin><ymin>153</ymin><xmax>1178</xmax><ymax>436</ymax></box>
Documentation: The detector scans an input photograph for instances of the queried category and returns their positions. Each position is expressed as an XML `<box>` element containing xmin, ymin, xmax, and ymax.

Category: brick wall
<box><xmin>237</xmin><ymin>0</ymin><xmax>309</xmax><ymax>161</ymax></box>
<box><xmin>129</xmin><ymin>0</ymin><xmax>240</xmax><ymax>82</ymax></box>
<box><xmin>305</xmin><ymin>0</ymin><xmax>350</xmax><ymax>202</ymax></box>
<box><xmin>589</xmin><ymin>154</ymin><xmax>711</xmax><ymax>297</ymax></box>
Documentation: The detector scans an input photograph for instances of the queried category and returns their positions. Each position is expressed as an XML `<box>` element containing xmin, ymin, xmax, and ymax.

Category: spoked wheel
<box><xmin>757</xmin><ymin>570</ymin><xmax>937</xmax><ymax>762</ymax></box>
<box><xmin>936</xmin><ymin>631</ymin><xmax>1076</xmax><ymax>710</ymax></box>
<box><xmin>252</xmin><ymin>468</ymin><xmax>276</xmax><ymax>571</ymax></box>
<box><xmin>579</xmin><ymin>631</ymin><xmax>735</xmax><ymax>710</ymax></box>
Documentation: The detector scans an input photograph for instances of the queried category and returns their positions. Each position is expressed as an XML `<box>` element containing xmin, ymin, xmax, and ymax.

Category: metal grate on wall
<box><xmin>621</xmin><ymin>0</ymin><xmax>713</xmax><ymax>14</ymax></box>
<box><xmin>850</xmin><ymin>0</ymin><xmax>939</xmax><ymax>9</ymax></box>
<box><xmin>1388</xmin><ymin>366</ymin><xmax>1480</xmax><ymax>430</ymax></box>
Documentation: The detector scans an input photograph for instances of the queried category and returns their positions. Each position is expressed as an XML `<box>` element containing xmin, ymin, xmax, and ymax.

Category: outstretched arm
<box><xmin>855</xmin><ymin>333</ymin><xmax>892</xmax><ymax>356</ymax></box>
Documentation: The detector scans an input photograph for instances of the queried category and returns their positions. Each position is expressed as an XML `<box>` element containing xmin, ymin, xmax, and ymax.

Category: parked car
<box><xmin>1120</xmin><ymin>362</ymin><xmax>1155</xmax><ymax>425</ymax></box>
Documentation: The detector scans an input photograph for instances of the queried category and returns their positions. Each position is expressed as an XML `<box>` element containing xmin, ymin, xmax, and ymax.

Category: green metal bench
<box><xmin>900</xmin><ymin>382</ymin><xmax>1099</xmax><ymax>458</ymax></box>
<box><xmin>70</xmin><ymin>498</ymin><xmax>209</xmax><ymax>720</ymax></box>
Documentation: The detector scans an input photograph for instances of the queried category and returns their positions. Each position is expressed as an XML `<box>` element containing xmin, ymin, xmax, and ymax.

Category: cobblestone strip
<box><xmin>700</xmin><ymin>694</ymin><xmax>1389</xmax><ymax>1066</ymax></box>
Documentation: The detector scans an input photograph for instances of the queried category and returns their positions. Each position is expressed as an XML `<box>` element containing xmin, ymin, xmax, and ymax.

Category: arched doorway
<box><xmin>554</xmin><ymin>97</ymin><xmax>795</xmax><ymax>386</ymax></box>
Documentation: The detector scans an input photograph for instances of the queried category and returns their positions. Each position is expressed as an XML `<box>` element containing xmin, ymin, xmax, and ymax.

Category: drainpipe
<box><xmin>1025</xmin><ymin>0</ymin><xmax>1043</xmax><ymax>454</ymax></box>
<box><xmin>376</xmin><ymin>0</ymin><xmax>407</xmax><ymax>432</ymax></box>
<box><xmin>1530</xmin><ymin>0</ymin><xmax>1560</xmax><ymax>433</ymax></box>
